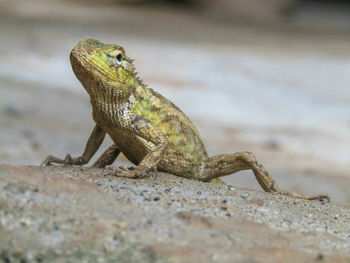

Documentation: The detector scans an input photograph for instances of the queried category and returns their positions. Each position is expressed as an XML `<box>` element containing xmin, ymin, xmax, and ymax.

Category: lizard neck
<box><xmin>85</xmin><ymin>76</ymin><xmax>141</xmax><ymax>126</ymax></box>
<box><xmin>84</xmin><ymin>74</ymin><xmax>138</xmax><ymax>109</ymax></box>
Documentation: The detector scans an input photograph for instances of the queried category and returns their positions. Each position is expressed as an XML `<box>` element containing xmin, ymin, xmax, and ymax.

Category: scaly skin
<box><xmin>42</xmin><ymin>38</ymin><xmax>330</xmax><ymax>201</ymax></box>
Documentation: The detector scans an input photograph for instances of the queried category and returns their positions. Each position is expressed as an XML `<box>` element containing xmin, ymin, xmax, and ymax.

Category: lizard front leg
<box><xmin>42</xmin><ymin>125</ymin><xmax>106</xmax><ymax>166</ymax></box>
<box><xmin>199</xmin><ymin>152</ymin><xmax>330</xmax><ymax>201</ymax></box>
<box><xmin>107</xmin><ymin>115</ymin><xmax>168</xmax><ymax>178</ymax></box>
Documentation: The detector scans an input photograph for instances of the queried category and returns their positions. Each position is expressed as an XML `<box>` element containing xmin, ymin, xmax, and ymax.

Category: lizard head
<box><xmin>70</xmin><ymin>38</ymin><xmax>136</xmax><ymax>98</ymax></box>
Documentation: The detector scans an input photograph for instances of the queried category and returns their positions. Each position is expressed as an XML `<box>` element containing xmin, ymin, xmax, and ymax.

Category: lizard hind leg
<box><xmin>199</xmin><ymin>152</ymin><xmax>329</xmax><ymax>201</ymax></box>
<box><xmin>92</xmin><ymin>144</ymin><xmax>121</xmax><ymax>168</ymax></box>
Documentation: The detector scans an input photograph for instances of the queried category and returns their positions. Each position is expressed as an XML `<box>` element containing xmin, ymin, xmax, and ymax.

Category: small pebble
<box><xmin>316</xmin><ymin>253</ymin><xmax>324</xmax><ymax>261</ymax></box>
<box><xmin>221</xmin><ymin>204</ymin><xmax>228</xmax><ymax>211</ymax></box>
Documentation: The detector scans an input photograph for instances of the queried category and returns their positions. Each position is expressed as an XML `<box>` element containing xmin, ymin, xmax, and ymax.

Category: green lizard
<box><xmin>42</xmin><ymin>38</ymin><xmax>329</xmax><ymax>201</ymax></box>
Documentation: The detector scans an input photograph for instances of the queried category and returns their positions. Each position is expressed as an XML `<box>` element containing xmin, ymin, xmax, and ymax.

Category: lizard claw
<box><xmin>63</xmin><ymin>154</ymin><xmax>73</xmax><ymax>166</ymax></box>
<box><xmin>118</xmin><ymin>166</ymin><xmax>130</xmax><ymax>171</ymax></box>
<box><xmin>40</xmin><ymin>159</ymin><xmax>47</xmax><ymax>167</ymax></box>
<box><xmin>316</xmin><ymin>194</ymin><xmax>331</xmax><ymax>203</ymax></box>
<box><xmin>150</xmin><ymin>166</ymin><xmax>158</xmax><ymax>180</ymax></box>
<box><xmin>41</xmin><ymin>155</ymin><xmax>56</xmax><ymax>166</ymax></box>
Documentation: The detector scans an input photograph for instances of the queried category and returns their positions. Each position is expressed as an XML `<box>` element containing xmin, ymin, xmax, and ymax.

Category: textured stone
<box><xmin>0</xmin><ymin>165</ymin><xmax>349</xmax><ymax>262</ymax></box>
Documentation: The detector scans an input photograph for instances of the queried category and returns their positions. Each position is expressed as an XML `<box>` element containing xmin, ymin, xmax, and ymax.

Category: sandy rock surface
<box><xmin>1</xmin><ymin>164</ymin><xmax>349</xmax><ymax>262</ymax></box>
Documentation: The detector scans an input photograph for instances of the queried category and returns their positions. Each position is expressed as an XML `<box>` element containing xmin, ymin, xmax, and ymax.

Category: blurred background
<box><xmin>0</xmin><ymin>0</ymin><xmax>349</xmax><ymax>202</ymax></box>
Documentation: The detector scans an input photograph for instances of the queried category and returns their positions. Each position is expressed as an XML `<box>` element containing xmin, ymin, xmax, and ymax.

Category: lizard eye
<box><xmin>116</xmin><ymin>53</ymin><xmax>123</xmax><ymax>64</ymax></box>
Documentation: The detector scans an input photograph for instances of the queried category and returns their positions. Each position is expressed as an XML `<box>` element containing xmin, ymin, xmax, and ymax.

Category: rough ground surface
<box><xmin>1</xmin><ymin>164</ymin><xmax>349</xmax><ymax>262</ymax></box>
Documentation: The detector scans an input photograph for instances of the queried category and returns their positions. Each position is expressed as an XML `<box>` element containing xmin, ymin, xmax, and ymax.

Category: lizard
<box><xmin>42</xmin><ymin>38</ymin><xmax>329</xmax><ymax>201</ymax></box>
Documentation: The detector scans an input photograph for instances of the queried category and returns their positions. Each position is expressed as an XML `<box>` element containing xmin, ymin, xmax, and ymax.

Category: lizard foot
<box><xmin>103</xmin><ymin>165</ymin><xmax>148</xmax><ymax>179</ymax></box>
<box><xmin>41</xmin><ymin>154</ymin><xmax>85</xmax><ymax>167</ymax></box>
<box><xmin>278</xmin><ymin>191</ymin><xmax>330</xmax><ymax>202</ymax></box>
